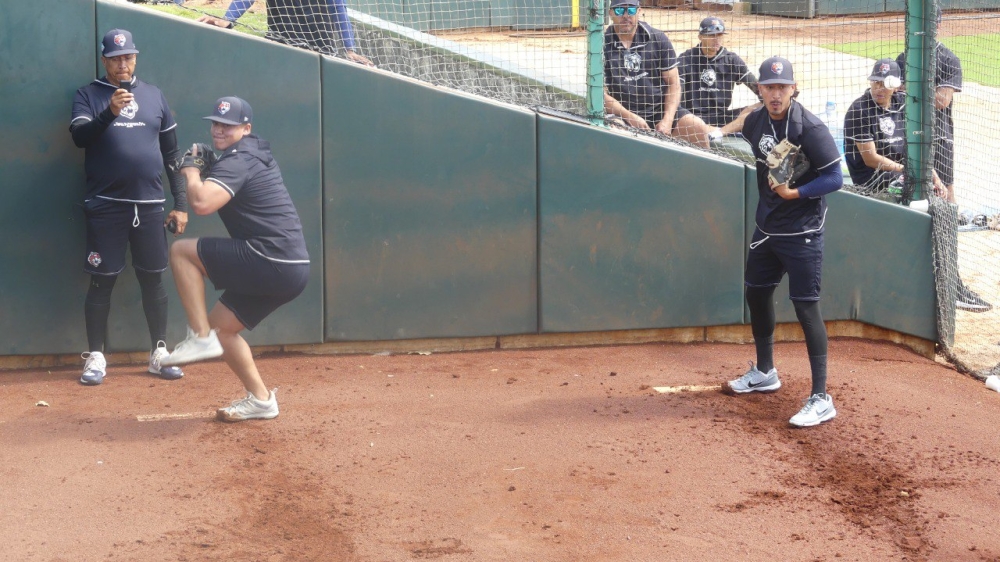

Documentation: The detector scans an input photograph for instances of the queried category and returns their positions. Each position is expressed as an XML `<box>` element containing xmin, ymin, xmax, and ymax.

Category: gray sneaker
<box><xmin>79</xmin><ymin>351</ymin><xmax>106</xmax><ymax>386</ymax></box>
<box><xmin>217</xmin><ymin>389</ymin><xmax>279</xmax><ymax>422</ymax></box>
<box><xmin>789</xmin><ymin>393</ymin><xmax>837</xmax><ymax>427</ymax></box>
<box><xmin>726</xmin><ymin>361</ymin><xmax>781</xmax><ymax>394</ymax></box>
<box><xmin>161</xmin><ymin>327</ymin><xmax>223</xmax><ymax>366</ymax></box>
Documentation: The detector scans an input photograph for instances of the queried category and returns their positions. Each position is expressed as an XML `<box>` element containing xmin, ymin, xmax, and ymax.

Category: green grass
<box><xmin>146</xmin><ymin>4</ymin><xmax>268</xmax><ymax>38</ymax></box>
<box><xmin>824</xmin><ymin>33</ymin><xmax>1000</xmax><ymax>87</ymax></box>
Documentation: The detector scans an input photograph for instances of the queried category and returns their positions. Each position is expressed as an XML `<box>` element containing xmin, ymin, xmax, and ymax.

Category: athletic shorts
<box><xmin>645</xmin><ymin>106</ymin><xmax>693</xmax><ymax>131</ymax></box>
<box><xmin>934</xmin><ymin>137</ymin><xmax>955</xmax><ymax>186</ymax></box>
<box><xmin>744</xmin><ymin>229</ymin><xmax>824</xmax><ymax>301</ymax></box>
<box><xmin>84</xmin><ymin>198</ymin><xmax>168</xmax><ymax>275</ymax></box>
<box><xmin>198</xmin><ymin>237</ymin><xmax>310</xmax><ymax>330</ymax></box>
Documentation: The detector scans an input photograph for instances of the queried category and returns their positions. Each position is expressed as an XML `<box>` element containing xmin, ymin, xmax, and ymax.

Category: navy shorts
<box><xmin>646</xmin><ymin>106</ymin><xmax>693</xmax><ymax>131</ymax></box>
<box><xmin>84</xmin><ymin>199</ymin><xmax>168</xmax><ymax>275</ymax></box>
<box><xmin>744</xmin><ymin>229</ymin><xmax>824</xmax><ymax>301</ymax></box>
<box><xmin>198</xmin><ymin>237</ymin><xmax>309</xmax><ymax>330</ymax></box>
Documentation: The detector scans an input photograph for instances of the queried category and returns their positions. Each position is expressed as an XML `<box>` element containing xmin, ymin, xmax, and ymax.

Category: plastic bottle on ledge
<box><xmin>820</xmin><ymin>101</ymin><xmax>846</xmax><ymax>158</ymax></box>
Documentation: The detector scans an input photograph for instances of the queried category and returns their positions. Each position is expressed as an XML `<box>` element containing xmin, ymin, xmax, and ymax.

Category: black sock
<box><xmin>136</xmin><ymin>269</ymin><xmax>168</xmax><ymax>349</ymax></box>
<box><xmin>793</xmin><ymin>300</ymin><xmax>829</xmax><ymax>396</ymax></box>
<box><xmin>84</xmin><ymin>274</ymin><xmax>117</xmax><ymax>352</ymax></box>
<box><xmin>746</xmin><ymin>286</ymin><xmax>777</xmax><ymax>372</ymax></box>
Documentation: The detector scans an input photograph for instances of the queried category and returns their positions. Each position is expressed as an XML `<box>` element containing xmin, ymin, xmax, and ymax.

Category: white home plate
<box><xmin>653</xmin><ymin>385</ymin><xmax>721</xmax><ymax>394</ymax></box>
<box><xmin>136</xmin><ymin>411</ymin><xmax>215</xmax><ymax>422</ymax></box>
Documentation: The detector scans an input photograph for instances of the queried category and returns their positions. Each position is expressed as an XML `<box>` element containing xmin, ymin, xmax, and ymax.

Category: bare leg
<box><xmin>169</xmin><ymin>239</ymin><xmax>212</xmax><ymax>337</ymax></box>
<box><xmin>209</xmin><ymin>303</ymin><xmax>268</xmax><ymax>400</ymax></box>
<box><xmin>674</xmin><ymin>113</ymin><xmax>712</xmax><ymax>149</ymax></box>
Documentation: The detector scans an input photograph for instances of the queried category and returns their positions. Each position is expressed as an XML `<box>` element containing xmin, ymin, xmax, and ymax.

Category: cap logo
<box><xmin>879</xmin><ymin>62</ymin><xmax>890</xmax><ymax>75</ymax></box>
<box><xmin>114</xmin><ymin>34</ymin><xmax>126</xmax><ymax>47</ymax></box>
<box><xmin>218</xmin><ymin>101</ymin><xmax>231</xmax><ymax>115</ymax></box>
<box><xmin>771</xmin><ymin>62</ymin><xmax>784</xmax><ymax>75</ymax></box>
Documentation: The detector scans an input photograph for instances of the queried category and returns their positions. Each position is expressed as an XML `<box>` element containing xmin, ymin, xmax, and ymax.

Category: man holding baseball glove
<box><xmin>161</xmin><ymin>97</ymin><xmax>310</xmax><ymax>422</ymax></box>
<box><xmin>69</xmin><ymin>29</ymin><xmax>188</xmax><ymax>385</ymax></box>
<box><xmin>727</xmin><ymin>57</ymin><xmax>843</xmax><ymax>428</ymax></box>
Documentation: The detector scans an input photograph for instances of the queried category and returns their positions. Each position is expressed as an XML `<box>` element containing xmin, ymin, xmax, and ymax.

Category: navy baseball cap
<box><xmin>758</xmin><ymin>57</ymin><xmax>795</xmax><ymax>85</ymax></box>
<box><xmin>610</xmin><ymin>0</ymin><xmax>639</xmax><ymax>7</ymax></box>
<box><xmin>868</xmin><ymin>58</ymin><xmax>901</xmax><ymax>81</ymax></box>
<box><xmin>101</xmin><ymin>29</ymin><xmax>139</xmax><ymax>58</ymax></box>
<box><xmin>204</xmin><ymin>96</ymin><xmax>253</xmax><ymax>126</ymax></box>
<box><xmin>699</xmin><ymin>17</ymin><xmax>725</xmax><ymax>35</ymax></box>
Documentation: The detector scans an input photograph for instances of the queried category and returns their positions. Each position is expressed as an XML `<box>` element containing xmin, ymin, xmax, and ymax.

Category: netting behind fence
<box><xmin>150</xmin><ymin>0</ymin><xmax>1000</xmax><ymax>376</ymax></box>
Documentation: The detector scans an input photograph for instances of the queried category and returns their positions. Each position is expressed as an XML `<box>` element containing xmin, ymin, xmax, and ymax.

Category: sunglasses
<box><xmin>612</xmin><ymin>6</ymin><xmax>638</xmax><ymax>16</ymax></box>
<box><xmin>701</xmin><ymin>24</ymin><xmax>724</xmax><ymax>34</ymax></box>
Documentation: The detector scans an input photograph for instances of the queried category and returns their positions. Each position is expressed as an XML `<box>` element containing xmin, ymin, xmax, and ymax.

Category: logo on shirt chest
<box><xmin>120</xmin><ymin>99</ymin><xmax>139</xmax><ymax>120</ymax></box>
<box><xmin>701</xmin><ymin>68</ymin><xmax>717</xmax><ymax>86</ymax></box>
<box><xmin>879</xmin><ymin>116</ymin><xmax>896</xmax><ymax>137</ymax></box>
<box><xmin>758</xmin><ymin>134</ymin><xmax>777</xmax><ymax>156</ymax></box>
<box><xmin>624</xmin><ymin>52</ymin><xmax>642</xmax><ymax>73</ymax></box>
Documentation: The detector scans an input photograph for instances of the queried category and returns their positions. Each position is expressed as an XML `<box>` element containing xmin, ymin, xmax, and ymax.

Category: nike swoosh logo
<box><xmin>747</xmin><ymin>379</ymin><xmax>771</xmax><ymax>388</ymax></box>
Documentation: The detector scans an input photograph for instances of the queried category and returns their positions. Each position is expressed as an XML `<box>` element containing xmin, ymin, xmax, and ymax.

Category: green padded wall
<box><xmin>743</xmin><ymin>167</ymin><xmax>936</xmax><ymax>340</ymax></box>
<box><xmin>323</xmin><ymin>58</ymin><xmax>538</xmax><ymax>341</ymax></box>
<box><xmin>539</xmin><ymin>116</ymin><xmax>747</xmax><ymax>332</ymax></box>
<box><xmin>0</xmin><ymin>0</ymin><xmax>96</xmax><ymax>354</ymax></box>
<box><xmin>96</xmin><ymin>1</ymin><xmax>324</xmax><ymax>349</ymax></box>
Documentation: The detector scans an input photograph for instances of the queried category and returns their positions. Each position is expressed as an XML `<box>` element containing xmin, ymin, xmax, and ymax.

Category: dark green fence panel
<box><xmin>0</xmin><ymin>0</ymin><xmax>96</xmax><ymax>355</ymax></box>
<box><xmin>743</xmin><ymin>169</ymin><xmax>936</xmax><ymax>340</ymax></box>
<box><xmin>539</xmin><ymin>116</ymin><xmax>747</xmax><ymax>332</ymax></box>
<box><xmin>323</xmin><ymin>57</ymin><xmax>538</xmax><ymax>340</ymax></box>
<box><xmin>96</xmin><ymin>1</ymin><xmax>325</xmax><ymax>349</ymax></box>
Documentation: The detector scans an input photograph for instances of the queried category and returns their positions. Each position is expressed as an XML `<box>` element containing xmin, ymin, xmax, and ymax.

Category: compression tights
<box><xmin>745</xmin><ymin>286</ymin><xmax>828</xmax><ymax>396</ymax></box>
<box><xmin>84</xmin><ymin>270</ymin><xmax>168</xmax><ymax>352</ymax></box>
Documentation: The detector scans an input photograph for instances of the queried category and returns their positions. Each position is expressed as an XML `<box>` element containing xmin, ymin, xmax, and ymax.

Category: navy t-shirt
<box><xmin>896</xmin><ymin>43</ymin><xmax>961</xmax><ymax>141</ymax></box>
<box><xmin>743</xmin><ymin>102</ymin><xmax>842</xmax><ymax>235</ymax></box>
<box><xmin>678</xmin><ymin>46</ymin><xmax>755</xmax><ymax>125</ymax></box>
<box><xmin>71</xmin><ymin>77</ymin><xmax>176</xmax><ymax>203</ymax></box>
<box><xmin>844</xmin><ymin>90</ymin><xmax>906</xmax><ymax>187</ymax></box>
<box><xmin>206</xmin><ymin>135</ymin><xmax>310</xmax><ymax>264</ymax></box>
<box><xmin>604</xmin><ymin>22</ymin><xmax>678</xmax><ymax>125</ymax></box>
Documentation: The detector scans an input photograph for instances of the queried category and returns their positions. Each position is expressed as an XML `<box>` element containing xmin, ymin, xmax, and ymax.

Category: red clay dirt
<box><xmin>3</xmin><ymin>338</ymin><xmax>1000</xmax><ymax>561</ymax></box>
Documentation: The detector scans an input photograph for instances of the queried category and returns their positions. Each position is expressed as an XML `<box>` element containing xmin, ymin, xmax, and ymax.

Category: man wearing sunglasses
<box><xmin>603</xmin><ymin>0</ymin><xmax>713</xmax><ymax>147</ymax></box>
<box><xmin>678</xmin><ymin>17</ymin><xmax>760</xmax><ymax>141</ymax></box>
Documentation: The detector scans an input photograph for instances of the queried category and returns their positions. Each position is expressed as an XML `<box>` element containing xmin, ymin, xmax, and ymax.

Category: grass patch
<box><xmin>146</xmin><ymin>4</ymin><xmax>268</xmax><ymax>38</ymax></box>
<box><xmin>824</xmin><ymin>34</ymin><xmax>1000</xmax><ymax>87</ymax></box>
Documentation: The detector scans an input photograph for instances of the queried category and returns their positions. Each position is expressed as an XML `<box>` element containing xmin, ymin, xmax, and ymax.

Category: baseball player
<box><xmin>603</xmin><ymin>0</ymin><xmax>713</xmax><ymax>148</ymax></box>
<box><xmin>197</xmin><ymin>0</ymin><xmax>374</xmax><ymax>66</ymax></box>
<box><xmin>677</xmin><ymin>17</ymin><xmax>760</xmax><ymax>140</ymax></box>
<box><xmin>161</xmin><ymin>97</ymin><xmax>310</xmax><ymax>422</ymax></box>
<box><xmin>727</xmin><ymin>57</ymin><xmax>843</xmax><ymax>428</ymax></box>
<box><xmin>844</xmin><ymin>59</ymin><xmax>912</xmax><ymax>196</ymax></box>
<box><xmin>895</xmin><ymin>6</ymin><xmax>959</xmax><ymax>203</ymax></box>
<box><xmin>69</xmin><ymin>29</ymin><xmax>186</xmax><ymax>385</ymax></box>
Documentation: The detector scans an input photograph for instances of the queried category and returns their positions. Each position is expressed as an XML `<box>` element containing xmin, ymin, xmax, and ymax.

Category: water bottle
<box><xmin>822</xmin><ymin>101</ymin><xmax>846</xmax><ymax>157</ymax></box>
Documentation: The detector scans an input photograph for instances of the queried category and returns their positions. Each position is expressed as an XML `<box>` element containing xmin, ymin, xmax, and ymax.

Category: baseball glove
<box><xmin>766</xmin><ymin>139</ymin><xmax>810</xmax><ymax>187</ymax></box>
<box><xmin>179</xmin><ymin>143</ymin><xmax>217</xmax><ymax>176</ymax></box>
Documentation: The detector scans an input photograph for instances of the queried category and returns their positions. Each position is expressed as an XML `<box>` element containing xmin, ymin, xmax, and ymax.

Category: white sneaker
<box><xmin>148</xmin><ymin>341</ymin><xmax>184</xmax><ymax>380</ymax></box>
<box><xmin>726</xmin><ymin>361</ymin><xmax>781</xmax><ymax>394</ymax></box>
<box><xmin>161</xmin><ymin>327</ymin><xmax>223</xmax><ymax>366</ymax></box>
<box><xmin>80</xmin><ymin>351</ymin><xmax>106</xmax><ymax>386</ymax></box>
<box><xmin>217</xmin><ymin>389</ymin><xmax>279</xmax><ymax>422</ymax></box>
<box><xmin>789</xmin><ymin>393</ymin><xmax>837</xmax><ymax>427</ymax></box>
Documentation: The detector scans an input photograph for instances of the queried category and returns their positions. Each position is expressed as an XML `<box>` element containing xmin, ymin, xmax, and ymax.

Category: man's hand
<box><xmin>655</xmin><ymin>112</ymin><xmax>675</xmax><ymax>136</ymax></box>
<box><xmin>166</xmin><ymin>210</ymin><xmax>189</xmax><ymax>236</ymax></box>
<box><xmin>197</xmin><ymin>15</ymin><xmax>233</xmax><ymax>29</ymax></box>
<box><xmin>622</xmin><ymin>113</ymin><xmax>651</xmax><ymax>130</ymax></box>
<box><xmin>769</xmin><ymin>180</ymin><xmax>799</xmax><ymax>200</ymax></box>
<box><xmin>345</xmin><ymin>50</ymin><xmax>375</xmax><ymax>67</ymax></box>
<box><xmin>110</xmin><ymin>88</ymin><xmax>134</xmax><ymax>116</ymax></box>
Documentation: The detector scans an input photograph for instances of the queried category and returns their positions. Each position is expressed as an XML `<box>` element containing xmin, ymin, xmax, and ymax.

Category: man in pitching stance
<box><xmin>70</xmin><ymin>29</ymin><xmax>187</xmax><ymax>385</ymax></box>
<box><xmin>161</xmin><ymin>97</ymin><xmax>310</xmax><ymax>422</ymax></box>
<box><xmin>727</xmin><ymin>57</ymin><xmax>843</xmax><ymax>427</ymax></box>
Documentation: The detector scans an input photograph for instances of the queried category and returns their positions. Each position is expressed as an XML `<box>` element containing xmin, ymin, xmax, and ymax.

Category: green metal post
<box><xmin>586</xmin><ymin>0</ymin><xmax>606</xmax><ymax>123</ymax></box>
<box><xmin>903</xmin><ymin>0</ymin><xmax>936</xmax><ymax>202</ymax></box>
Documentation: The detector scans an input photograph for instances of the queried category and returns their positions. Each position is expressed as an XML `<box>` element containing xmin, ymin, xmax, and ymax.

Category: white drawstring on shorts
<box><xmin>132</xmin><ymin>204</ymin><xmax>140</xmax><ymax>228</ymax></box>
<box><xmin>749</xmin><ymin>235</ymin><xmax>770</xmax><ymax>250</ymax></box>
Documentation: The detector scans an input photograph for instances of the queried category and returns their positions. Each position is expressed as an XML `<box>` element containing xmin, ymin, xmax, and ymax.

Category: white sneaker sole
<box><xmin>789</xmin><ymin>406</ymin><xmax>837</xmax><ymax>427</ymax></box>
<box><xmin>216</xmin><ymin>409</ymin><xmax>279</xmax><ymax>422</ymax></box>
